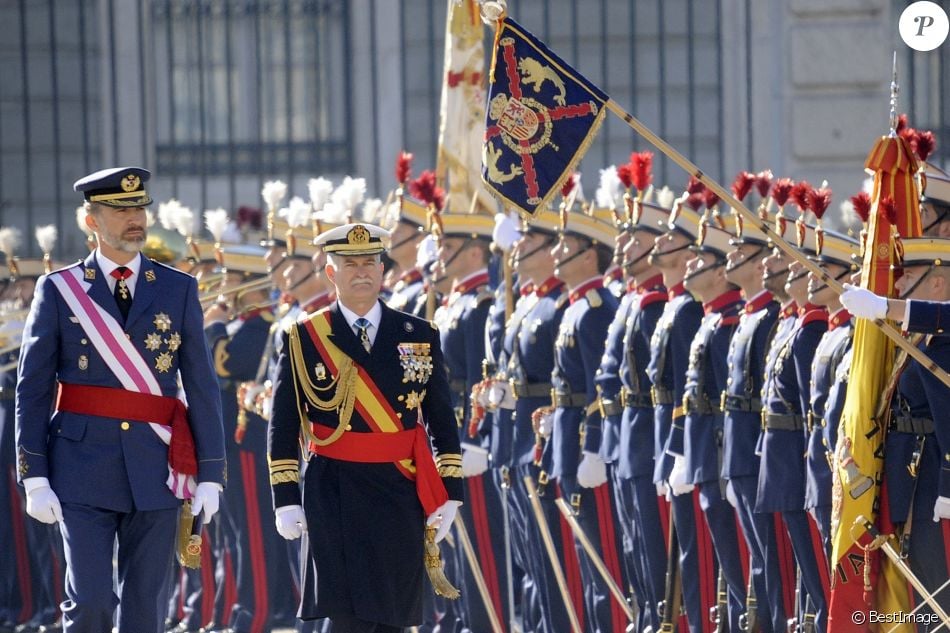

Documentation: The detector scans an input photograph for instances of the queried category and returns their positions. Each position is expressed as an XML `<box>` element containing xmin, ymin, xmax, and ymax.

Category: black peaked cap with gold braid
<box><xmin>74</xmin><ymin>166</ymin><xmax>152</xmax><ymax>208</ymax></box>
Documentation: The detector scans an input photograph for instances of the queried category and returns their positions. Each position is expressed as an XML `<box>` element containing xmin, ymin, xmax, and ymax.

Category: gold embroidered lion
<box><xmin>517</xmin><ymin>57</ymin><xmax>566</xmax><ymax>106</ymax></box>
<box><xmin>483</xmin><ymin>142</ymin><xmax>524</xmax><ymax>184</ymax></box>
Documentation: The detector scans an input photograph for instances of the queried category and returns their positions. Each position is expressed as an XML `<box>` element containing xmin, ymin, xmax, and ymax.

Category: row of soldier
<box><xmin>1</xmin><ymin>151</ymin><xmax>949</xmax><ymax>633</ymax></box>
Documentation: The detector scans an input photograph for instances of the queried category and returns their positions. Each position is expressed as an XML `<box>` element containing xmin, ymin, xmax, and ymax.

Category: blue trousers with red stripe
<box><xmin>697</xmin><ymin>481</ymin><xmax>747</xmax><ymax>633</ymax></box>
<box><xmin>671</xmin><ymin>487</ymin><xmax>719</xmax><ymax>633</ymax></box>
<box><xmin>781</xmin><ymin>511</ymin><xmax>830</xmax><ymax>633</ymax></box>
<box><xmin>456</xmin><ymin>472</ymin><xmax>511</xmax><ymax>632</ymax></box>
<box><xmin>730</xmin><ymin>475</ymin><xmax>795</xmax><ymax>633</ymax></box>
<box><xmin>629</xmin><ymin>475</ymin><xmax>669</xmax><ymax>632</ymax></box>
<box><xmin>613</xmin><ymin>472</ymin><xmax>654</xmax><ymax>632</ymax></box>
<box><xmin>559</xmin><ymin>474</ymin><xmax>630</xmax><ymax>633</ymax></box>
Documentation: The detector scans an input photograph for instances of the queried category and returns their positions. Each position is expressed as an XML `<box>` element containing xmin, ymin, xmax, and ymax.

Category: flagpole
<box><xmin>602</xmin><ymin>98</ymin><xmax>950</xmax><ymax>390</ymax></box>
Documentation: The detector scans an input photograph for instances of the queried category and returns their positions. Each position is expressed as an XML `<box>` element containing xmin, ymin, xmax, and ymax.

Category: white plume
<box><xmin>493</xmin><ymin>211</ymin><xmax>521</xmax><ymax>251</ymax></box>
<box><xmin>314</xmin><ymin>201</ymin><xmax>348</xmax><ymax>226</ymax></box>
<box><xmin>331</xmin><ymin>177</ymin><xmax>367</xmax><ymax>219</ymax></box>
<box><xmin>595</xmin><ymin>166</ymin><xmax>624</xmax><ymax>210</ymax></box>
<box><xmin>221</xmin><ymin>222</ymin><xmax>242</xmax><ymax>244</ymax></box>
<box><xmin>571</xmin><ymin>173</ymin><xmax>585</xmax><ymax>202</ymax></box>
<box><xmin>204</xmin><ymin>208</ymin><xmax>230</xmax><ymax>242</ymax></box>
<box><xmin>839</xmin><ymin>199</ymin><xmax>858</xmax><ymax>229</ymax></box>
<box><xmin>145</xmin><ymin>210</ymin><xmax>156</xmax><ymax>227</ymax></box>
<box><xmin>286</xmin><ymin>197</ymin><xmax>312</xmax><ymax>229</ymax></box>
<box><xmin>656</xmin><ymin>186</ymin><xmax>675</xmax><ymax>210</ymax></box>
<box><xmin>308</xmin><ymin>177</ymin><xmax>334</xmax><ymax>212</ymax></box>
<box><xmin>173</xmin><ymin>206</ymin><xmax>199</xmax><ymax>239</ymax></box>
<box><xmin>0</xmin><ymin>228</ymin><xmax>22</xmax><ymax>259</ymax></box>
<box><xmin>261</xmin><ymin>180</ymin><xmax>288</xmax><ymax>209</ymax></box>
<box><xmin>76</xmin><ymin>206</ymin><xmax>92</xmax><ymax>236</ymax></box>
<box><xmin>361</xmin><ymin>198</ymin><xmax>384</xmax><ymax>224</ymax></box>
<box><xmin>35</xmin><ymin>225</ymin><xmax>57</xmax><ymax>254</ymax></box>
<box><xmin>157</xmin><ymin>199</ymin><xmax>182</xmax><ymax>230</ymax></box>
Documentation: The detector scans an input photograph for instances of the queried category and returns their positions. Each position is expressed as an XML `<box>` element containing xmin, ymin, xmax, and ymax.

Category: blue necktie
<box><xmin>354</xmin><ymin>318</ymin><xmax>371</xmax><ymax>353</ymax></box>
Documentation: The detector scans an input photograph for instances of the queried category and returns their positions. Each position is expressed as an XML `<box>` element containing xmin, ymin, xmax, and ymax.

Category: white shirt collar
<box><xmin>95</xmin><ymin>250</ymin><xmax>142</xmax><ymax>296</ymax></box>
<box><xmin>338</xmin><ymin>299</ymin><xmax>382</xmax><ymax>332</ymax></box>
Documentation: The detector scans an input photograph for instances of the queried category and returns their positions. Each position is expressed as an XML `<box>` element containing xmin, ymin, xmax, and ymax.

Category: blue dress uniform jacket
<box><xmin>268</xmin><ymin>301</ymin><xmax>463</xmax><ymax>627</ymax></box>
<box><xmin>592</xmin><ymin>288</ymin><xmax>636</xmax><ymax>464</ymax></box>
<box><xmin>906</xmin><ymin>299</ymin><xmax>950</xmax><ymax>335</ymax></box>
<box><xmin>721</xmin><ymin>291</ymin><xmax>779</xmax><ymax>480</ymax></box>
<box><xmin>16</xmin><ymin>253</ymin><xmax>226</xmax><ymax>510</ymax></box>
<box><xmin>387</xmin><ymin>269</ymin><xmax>425</xmax><ymax>314</ymax></box>
<box><xmin>647</xmin><ymin>283</ymin><xmax>704</xmax><ymax>482</ymax></box>
<box><xmin>805</xmin><ymin>310</ymin><xmax>852</xmax><ymax>515</ymax></box>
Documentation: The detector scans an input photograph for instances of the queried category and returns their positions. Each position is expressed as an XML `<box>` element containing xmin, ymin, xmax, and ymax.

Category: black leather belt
<box><xmin>891</xmin><ymin>415</ymin><xmax>934</xmax><ymax>435</ymax></box>
<box><xmin>683</xmin><ymin>394</ymin><xmax>719</xmax><ymax>415</ymax></box>
<box><xmin>651</xmin><ymin>385</ymin><xmax>673</xmax><ymax>406</ymax></box>
<box><xmin>510</xmin><ymin>381</ymin><xmax>552</xmax><ymax>399</ymax></box>
<box><xmin>621</xmin><ymin>388</ymin><xmax>652</xmax><ymax>409</ymax></box>
<box><xmin>554</xmin><ymin>391</ymin><xmax>586</xmax><ymax>408</ymax></box>
<box><xmin>721</xmin><ymin>392</ymin><xmax>761</xmax><ymax>413</ymax></box>
<box><xmin>601</xmin><ymin>398</ymin><xmax>622</xmax><ymax>417</ymax></box>
<box><xmin>763</xmin><ymin>412</ymin><xmax>805</xmax><ymax>431</ymax></box>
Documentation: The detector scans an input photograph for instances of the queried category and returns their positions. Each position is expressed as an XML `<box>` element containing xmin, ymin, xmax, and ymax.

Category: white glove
<box><xmin>839</xmin><ymin>284</ymin><xmax>887</xmax><ymax>320</ymax></box>
<box><xmin>24</xmin><ymin>478</ymin><xmax>62</xmax><ymax>524</ymax></box>
<box><xmin>725</xmin><ymin>480</ymin><xmax>739</xmax><ymax>509</ymax></box>
<box><xmin>488</xmin><ymin>380</ymin><xmax>516</xmax><ymax>410</ymax></box>
<box><xmin>577</xmin><ymin>451</ymin><xmax>608</xmax><ymax>489</ymax></box>
<box><xmin>537</xmin><ymin>410</ymin><xmax>553</xmax><ymax>438</ymax></box>
<box><xmin>656</xmin><ymin>481</ymin><xmax>670</xmax><ymax>498</ymax></box>
<box><xmin>461</xmin><ymin>446</ymin><xmax>490</xmax><ymax>477</ymax></box>
<box><xmin>934</xmin><ymin>496</ymin><xmax>950</xmax><ymax>522</ymax></box>
<box><xmin>427</xmin><ymin>499</ymin><xmax>463</xmax><ymax>543</ymax></box>
<box><xmin>492</xmin><ymin>211</ymin><xmax>521</xmax><ymax>252</ymax></box>
<box><xmin>275</xmin><ymin>505</ymin><xmax>308</xmax><ymax>540</ymax></box>
<box><xmin>669</xmin><ymin>456</ymin><xmax>695</xmax><ymax>497</ymax></box>
<box><xmin>190</xmin><ymin>482</ymin><xmax>222</xmax><ymax>525</ymax></box>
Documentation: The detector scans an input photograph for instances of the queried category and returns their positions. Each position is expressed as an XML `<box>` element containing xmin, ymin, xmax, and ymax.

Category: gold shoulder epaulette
<box><xmin>586</xmin><ymin>288</ymin><xmax>603</xmax><ymax>308</ymax></box>
<box><xmin>260</xmin><ymin>311</ymin><xmax>275</xmax><ymax>323</ymax></box>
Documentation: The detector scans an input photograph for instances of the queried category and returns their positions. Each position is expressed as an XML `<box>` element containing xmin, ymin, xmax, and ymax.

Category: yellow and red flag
<box><xmin>436</xmin><ymin>0</ymin><xmax>495</xmax><ymax>214</ymax></box>
<box><xmin>829</xmin><ymin>134</ymin><xmax>921</xmax><ymax>631</ymax></box>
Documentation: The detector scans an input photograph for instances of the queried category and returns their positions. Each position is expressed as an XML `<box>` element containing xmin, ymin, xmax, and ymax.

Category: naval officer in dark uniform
<box><xmin>268</xmin><ymin>222</ymin><xmax>464</xmax><ymax>633</ymax></box>
<box><xmin>16</xmin><ymin>167</ymin><xmax>226</xmax><ymax>633</ymax></box>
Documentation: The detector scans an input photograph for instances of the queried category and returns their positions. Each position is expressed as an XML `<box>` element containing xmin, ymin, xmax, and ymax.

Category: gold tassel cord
<box><xmin>424</xmin><ymin>526</ymin><xmax>461</xmax><ymax>599</ymax></box>
<box><xmin>287</xmin><ymin>324</ymin><xmax>357</xmax><ymax>448</ymax></box>
<box><xmin>177</xmin><ymin>500</ymin><xmax>202</xmax><ymax>569</ymax></box>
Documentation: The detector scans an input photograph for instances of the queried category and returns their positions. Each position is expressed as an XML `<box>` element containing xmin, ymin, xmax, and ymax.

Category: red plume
<box><xmin>850</xmin><ymin>192</ymin><xmax>872</xmax><ymax>223</ymax></box>
<box><xmin>895</xmin><ymin>113</ymin><xmax>909</xmax><ymax>135</ymax></box>
<box><xmin>899</xmin><ymin>127</ymin><xmax>919</xmax><ymax>156</ymax></box>
<box><xmin>631</xmin><ymin>151</ymin><xmax>653</xmax><ymax>191</ymax></box>
<box><xmin>807</xmin><ymin>187</ymin><xmax>832</xmax><ymax>221</ymax></box>
<box><xmin>703</xmin><ymin>188</ymin><xmax>720</xmax><ymax>210</ymax></box>
<box><xmin>880</xmin><ymin>196</ymin><xmax>898</xmax><ymax>225</ymax></box>
<box><xmin>560</xmin><ymin>173</ymin><xmax>577</xmax><ymax>198</ymax></box>
<box><xmin>396</xmin><ymin>151</ymin><xmax>413</xmax><ymax>184</ymax></box>
<box><xmin>790</xmin><ymin>181</ymin><xmax>812</xmax><ymax>212</ymax></box>
<box><xmin>771</xmin><ymin>178</ymin><xmax>794</xmax><ymax>206</ymax></box>
<box><xmin>685</xmin><ymin>192</ymin><xmax>705</xmax><ymax>211</ymax></box>
<box><xmin>916</xmin><ymin>130</ymin><xmax>936</xmax><ymax>162</ymax></box>
<box><xmin>616</xmin><ymin>164</ymin><xmax>633</xmax><ymax>189</ymax></box>
<box><xmin>408</xmin><ymin>170</ymin><xmax>445</xmax><ymax>211</ymax></box>
<box><xmin>731</xmin><ymin>171</ymin><xmax>755</xmax><ymax>202</ymax></box>
<box><xmin>755</xmin><ymin>170</ymin><xmax>773</xmax><ymax>198</ymax></box>
<box><xmin>685</xmin><ymin>175</ymin><xmax>705</xmax><ymax>195</ymax></box>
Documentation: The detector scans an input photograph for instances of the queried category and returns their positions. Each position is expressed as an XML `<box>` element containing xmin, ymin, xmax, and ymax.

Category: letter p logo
<box><xmin>901</xmin><ymin>2</ymin><xmax>949</xmax><ymax>51</ymax></box>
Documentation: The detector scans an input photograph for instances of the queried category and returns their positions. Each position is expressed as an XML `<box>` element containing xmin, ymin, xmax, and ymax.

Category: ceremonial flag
<box><xmin>436</xmin><ymin>0</ymin><xmax>495</xmax><ymax>214</ymax></box>
<box><xmin>481</xmin><ymin>17</ymin><xmax>607</xmax><ymax>216</ymax></box>
<box><xmin>828</xmin><ymin>134</ymin><xmax>921</xmax><ymax>631</ymax></box>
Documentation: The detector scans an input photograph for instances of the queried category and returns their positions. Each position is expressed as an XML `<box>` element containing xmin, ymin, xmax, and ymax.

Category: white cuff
<box><xmin>23</xmin><ymin>476</ymin><xmax>51</xmax><ymax>494</ymax></box>
<box><xmin>902</xmin><ymin>300</ymin><xmax>911</xmax><ymax>328</ymax></box>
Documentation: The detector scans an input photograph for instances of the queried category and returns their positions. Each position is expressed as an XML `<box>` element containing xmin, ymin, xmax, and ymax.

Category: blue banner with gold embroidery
<box><xmin>481</xmin><ymin>17</ymin><xmax>608</xmax><ymax>216</ymax></box>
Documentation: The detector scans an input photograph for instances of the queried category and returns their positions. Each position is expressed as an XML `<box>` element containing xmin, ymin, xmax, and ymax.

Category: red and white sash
<box><xmin>49</xmin><ymin>266</ymin><xmax>195</xmax><ymax>499</ymax></box>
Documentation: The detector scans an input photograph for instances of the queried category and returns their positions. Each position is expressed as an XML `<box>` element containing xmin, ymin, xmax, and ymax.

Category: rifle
<box><xmin>709</xmin><ymin>568</ymin><xmax>727</xmax><ymax>633</ymax></box>
<box><xmin>659</xmin><ymin>506</ymin><xmax>682</xmax><ymax>633</ymax></box>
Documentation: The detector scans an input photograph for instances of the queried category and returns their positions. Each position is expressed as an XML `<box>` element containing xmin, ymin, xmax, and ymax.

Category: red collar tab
<box><xmin>668</xmin><ymin>281</ymin><xmax>687</xmax><ymax>300</ymax></box>
<box><xmin>399</xmin><ymin>268</ymin><xmax>423</xmax><ymax>285</ymax></box>
<box><xmin>519</xmin><ymin>282</ymin><xmax>536</xmax><ymax>297</ymax></box>
<box><xmin>569</xmin><ymin>278</ymin><xmax>604</xmax><ymax>305</ymax></box>
<box><xmin>302</xmin><ymin>291</ymin><xmax>334</xmax><ymax>314</ymax></box>
<box><xmin>535</xmin><ymin>276</ymin><xmax>564</xmax><ymax>298</ymax></box>
<box><xmin>828</xmin><ymin>308</ymin><xmax>852</xmax><ymax>330</ymax></box>
<box><xmin>801</xmin><ymin>305</ymin><xmax>829</xmax><ymax>326</ymax></box>
<box><xmin>744</xmin><ymin>290</ymin><xmax>774</xmax><ymax>314</ymax></box>
<box><xmin>780</xmin><ymin>301</ymin><xmax>798</xmax><ymax>319</ymax></box>
<box><xmin>703</xmin><ymin>289</ymin><xmax>743</xmax><ymax>315</ymax></box>
<box><xmin>452</xmin><ymin>270</ymin><xmax>490</xmax><ymax>296</ymax></box>
<box><xmin>604</xmin><ymin>267</ymin><xmax>622</xmax><ymax>284</ymax></box>
<box><xmin>636</xmin><ymin>274</ymin><xmax>665</xmax><ymax>295</ymax></box>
